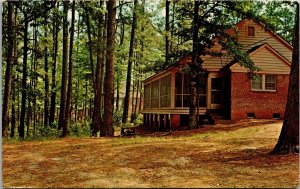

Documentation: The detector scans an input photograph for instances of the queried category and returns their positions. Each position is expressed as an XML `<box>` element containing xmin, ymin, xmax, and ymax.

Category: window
<box><xmin>175</xmin><ymin>73</ymin><xmax>191</xmax><ymax>107</ymax></box>
<box><xmin>252</xmin><ymin>75</ymin><xmax>262</xmax><ymax>90</ymax></box>
<box><xmin>175</xmin><ymin>72</ymin><xmax>207</xmax><ymax>108</ymax></box>
<box><xmin>151</xmin><ymin>80</ymin><xmax>160</xmax><ymax>108</ymax></box>
<box><xmin>251</xmin><ymin>74</ymin><xmax>276</xmax><ymax>91</ymax></box>
<box><xmin>144</xmin><ymin>74</ymin><xmax>171</xmax><ymax>109</ymax></box>
<box><xmin>144</xmin><ymin>84</ymin><xmax>151</xmax><ymax>109</ymax></box>
<box><xmin>160</xmin><ymin>75</ymin><xmax>171</xmax><ymax>107</ymax></box>
<box><xmin>248</xmin><ymin>26</ymin><xmax>255</xmax><ymax>36</ymax></box>
<box><xmin>265</xmin><ymin>75</ymin><xmax>276</xmax><ymax>90</ymax></box>
<box><xmin>211</xmin><ymin>78</ymin><xmax>223</xmax><ymax>104</ymax></box>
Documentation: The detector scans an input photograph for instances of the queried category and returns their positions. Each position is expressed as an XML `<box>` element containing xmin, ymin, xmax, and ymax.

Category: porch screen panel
<box><xmin>175</xmin><ymin>72</ymin><xmax>191</xmax><ymax>107</ymax></box>
<box><xmin>160</xmin><ymin>74</ymin><xmax>171</xmax><ymax>107</ymax></box>
<box><xmin>144</xmin><ymin>84</ymin><xmax>151</xmax><ymax>109</ymax></box>
<box><xmin>175</xmin><ymin>73</ymin><xmax>183</xmax><ymax>107</ymax></box>
<box><xmin>151</xmin><ymin>80</ymin><xmax>159</xmax><ymax>108</ymax></box>
<box><xmin>183</xmin><ymin>74</ymin><xmax>190</xmax><ymax>107</ymax></box>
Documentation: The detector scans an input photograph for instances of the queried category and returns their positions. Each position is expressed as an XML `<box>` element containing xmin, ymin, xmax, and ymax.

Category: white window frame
<box><xmin>251</xmin><ymin>74</ymin><xmax>276</xmax><ymax>92</ymax></box>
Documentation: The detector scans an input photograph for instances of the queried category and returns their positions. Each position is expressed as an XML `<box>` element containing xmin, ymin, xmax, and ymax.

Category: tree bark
<box><xmin>122</xmin><ymin>0</ymin><xmax>138</xmax><ymax>123</ymax></box>
<box><xmin>116</xmin><ymin>78</ymin><xmax>120</xmax><ymax>111</ymax></box>
<box><xmin>64</xmin><ymin>0</ymin><xmax>75</xmax><ymax>137</ymax></box>
<box><xmin>11</xmin><ymin>3</ymin><xmax>18</xmax><ymax>139</ymax></box>
<box><xmin>44</xmin><ymin>17</ymin><xmax>49</xmax><ymax>127</ymax></box>
<box><xmin>166</xmin><ymin>0</ymin><xmax>170</xmax><ymax>65</ymax></box>
<box><xmin>188</xmin><ymin>0</ymin><xmax>200</xmax><ymax>129</ymax></box>
<box><xmin>32</xmin><ymin>20</ymin><xmax>38</xmax><ymax>136</ymax></box>
<box><xmin>134</xmin><ymin>72</ymin><xmax>140</xmax><ymax>114</ymax></box>
<box><xmin>84</xmin><ymin>5</ymin><xmax>95</xmax><ymax>86</ymax></box>
<box><xmin>49</xmin><ymin>2</ymin><xmax>60</xmax><ymax>126</ymax></box>
<box><xmin>19</xmin><ymin>14</ymin><xmax>29</xmax><ymax>139</ymax></box>
<box><xmin>102</xmin><ymin>0</ymin><xmax>116</xmax><ymax>137</ymax></box>
<box><xmin>2</xmin><ymin>2</ymin><xmax>14</xmax><ymax>138</ymax></box>
<box><xmin>11</xmin><ymin>76</ymin><xmax>16</xmax><ymax>138</ymax></box>
<box><xmin>272</xmin><ymin>4</ymin><xmax>299</xmax><ymax>154</ymax></box>
<box><xmin>170</xmin><ymin>1</ymin><xmax>175</xmax><ymax>50</ymax></box>
<box><xmin>92</xmin><ymin>1</ymin><xmax>105</xmax><ymax>136</ymax></box>
<box><xmin>58</xmin><ymin>1</ymin><xmax>69</xmax><ymax>133</ymax></box>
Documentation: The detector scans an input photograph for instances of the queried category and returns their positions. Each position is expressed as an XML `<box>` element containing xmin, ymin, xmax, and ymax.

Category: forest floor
<box><xmin>3</xmin><ymin>119</ymin><xmax>299</xmax><ymax>188</ymax></box>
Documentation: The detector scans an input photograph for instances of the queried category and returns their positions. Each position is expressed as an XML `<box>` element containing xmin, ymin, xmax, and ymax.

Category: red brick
<box><xmin>231</xmin><ymin>73</ymin><xmax>289</xmax><ymax>120</ymax></box>
<box><xmin>170</xmin><ymin>114</ymin><xmax>180</xmax><ymax>129</ymax></box>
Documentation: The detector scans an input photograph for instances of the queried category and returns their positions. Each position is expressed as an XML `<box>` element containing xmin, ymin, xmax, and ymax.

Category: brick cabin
<box><xmin>142</xmin><ymin>19</ymin><xmax>292</xmax><ymax>130</ymax></box>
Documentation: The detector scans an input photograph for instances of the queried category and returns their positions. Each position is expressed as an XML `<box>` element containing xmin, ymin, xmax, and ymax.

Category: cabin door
<box><xmin>210</xmin><ymin>77</ymin><xmax>224</xmax><ymax>109</ymax></box>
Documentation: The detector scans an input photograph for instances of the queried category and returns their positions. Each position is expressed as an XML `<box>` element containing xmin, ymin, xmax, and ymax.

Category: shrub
<box><xmin>133</xmin><ymin>113</ymin><xmax>143</xmax><ymax>126</ymax></box>
<box><xmin>113</xmin><ymin>110</ymin><xmax>123</xmax><ymax>126</ymax></box>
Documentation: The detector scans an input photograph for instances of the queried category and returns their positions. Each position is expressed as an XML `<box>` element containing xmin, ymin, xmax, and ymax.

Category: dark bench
<box><xmin>120</xmin><ymin>127</ymin><xmax>136</xmax><ymax>136</ymax></box>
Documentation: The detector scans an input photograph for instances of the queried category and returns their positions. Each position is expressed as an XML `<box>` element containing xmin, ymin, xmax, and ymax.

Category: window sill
<box><xmin>251</xmin><ymin>89</ymin><xmax>276</xmax><ymax>93</ymax></box>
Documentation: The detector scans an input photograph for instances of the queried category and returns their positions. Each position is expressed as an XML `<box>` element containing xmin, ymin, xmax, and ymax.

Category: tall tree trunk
<box><xmin>188</xmin><ymin>0</ymin><xmax>200</xmax><ymax>129</ymax></box>
<box><xmin>58</xmin><ymin>1</ymin><xmax>69</xmax><ymax>133</ymax></box>
<box><xmin>49</xmin><ymin>2</ymin><xmax>60</xmax><ymax>126</ymax></box>
<box><xmin>165</xmin><ymin>0</ymin><xmax>170</xmax><ymax>65</ymax></box>
<box><xmin>64</xmin><ymin>0</ymin><xmax>75</xmax><ymax>137</ymax></box>
<box><xmin>92</xmin><ymin>1</ymin><xmax>105</xmax><ymax>136</ymax></box>
<box><xmin>19</xmin><ymin>14</ymin><xmax>29</xmax><ymax>139</ymax></box>
<box><xmin>116</xmin><ymin>1</ymin><xmax>125</xmax><ymax>112</ymax></box>
<box><xmin>138</xmin><ymin>80</ymin><xmax>142</xmax><ymax>112</ymax></box>
<box><xmin>170</xmin><ymin>1</ymin><xmax>175</xmax><ymax>50</ymax></box>
<box><xmin>102</xmin><ymin>0</ymin><xmax>116</xmax><ymax>137</ymax></box>
<box><xmin>101</xmin><ymin>11</ymin><xmax>107</xmax><ymax>113</ymax></box>
<box><xmin>131</xmin><ymin>69</ymin><xmax>135</xmax><ymax>123</ymax></box>
<box><xmin>116</xmin><ymin>77</ymin><xmax>120</xmax><ymax>111</ymax></box>
<box><xmin>75</xmin><ymin>78</ymin><xmax>79</xmax><ymax>123</ymax></box>
<box><xmin>122</xmin><ymin>0</ymin><xmax>138</xmax><ymax>123</ymax></box>
<box><xmin>84</xmin><ymin>78</ymin><xmax>88</xmax><ymax>121</ymax></box>
<box><xmin>272</xmin><ymin>4</ymin><xmax>299</xmax><ymax>154</ymax></box>
<box><xmin>11</xmin><ymin>77</ymin><xmax>16</xmax><ymax>138</ymax></box>
<box><xmin>134</xmin><ymin>69</ymin><xmax>140</xmax><ymax>114</ymax></box>
<box><xmin>32</xmin><ymin>20</ymin><xmax>38</xmax><ymax>136</ymax></box>
<box><xmin>2</xmin><ymin>2</ymin><xmax>14</xmax><ymax>138</ymax></box>
<box><xmin>44</xmin><ymin>17</ymin><xmax>49</xmax><ymax>127</ymax></box>
<box><xmin>84</xmin><ymin>6</ymin><xmax>95</xmax><ymax>86</ymax></box>
<box><xmin>11</xmin><ymin>4</ymin><xmax>18</xmax><ymax>139</ymax></box>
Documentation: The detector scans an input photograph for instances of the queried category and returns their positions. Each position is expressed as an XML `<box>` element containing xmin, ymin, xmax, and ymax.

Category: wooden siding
<box><xmin>173</xmin><ymin>55</ymin><xmax>233</xmax><ymax>71</ymax></box>
<box><xmin>236</xmin><ymin>19</ymin><xmax>292</xmax><ymax>62</ymax></box>
<box><xmin>143</xmin><ymin>108</ymin><xmax>206</xmax><ymax>115</ymax></box>
<box><xmin>174</xmin><ymin>19</ymin><xmax>293</xmax><ymax>72</ymax></box>
<box><xmin>231</xmin><ymin>44</ymin><xmax>291</xmax><ymax>74</ymax></box>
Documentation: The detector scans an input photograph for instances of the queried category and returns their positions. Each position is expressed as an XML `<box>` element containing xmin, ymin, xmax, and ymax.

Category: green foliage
<box><xmin>38</xmin><ymin>125</ymin><xmax>60</xmax><ymax>139</ymax></box>
<box><xmin>133</xmin><ymin>113</ymin><xmax>143</xmax><ymax>126</ymax></box>
<box><xmin>69</xmin><ymin>122</ymin><xmax>91</xmax><ymax>137</ymax></box>
<box><xmin>252</xmin><ymin>1</ymin><xmax>296</xmax><ymax>43</ymax></box>
<box><xmin>2</xmin><ymin>0</ymin><xmax>296</xmax><ymax>140</ymax></box>
<box><xmin>113</xmin><ymin>110</ymin><xmax>123</xmax><ymax>126</ymax></box>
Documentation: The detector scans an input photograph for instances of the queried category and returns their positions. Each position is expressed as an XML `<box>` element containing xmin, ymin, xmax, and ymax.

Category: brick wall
<box><xmin>231</xmin><ymin>72</ymin><xmax>289</xmax><ymax>120</ymax></box>
<box><xmin>170</xmin><ymin>115</ymin><xmax>180</xmax><ymax>129</ymax></box>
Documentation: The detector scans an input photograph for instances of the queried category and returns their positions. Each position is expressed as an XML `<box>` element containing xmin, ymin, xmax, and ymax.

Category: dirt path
<box><xmin>3</xmin><ymin>121</ymin><xmax>299</xmax><ymax>188</ymax></box>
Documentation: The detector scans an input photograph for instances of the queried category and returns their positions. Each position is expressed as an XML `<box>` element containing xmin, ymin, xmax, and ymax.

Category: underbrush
<box><xmin>4</xmin><ymin>120</ymin><xmax>92</xmax><ymax>142</ymax></box>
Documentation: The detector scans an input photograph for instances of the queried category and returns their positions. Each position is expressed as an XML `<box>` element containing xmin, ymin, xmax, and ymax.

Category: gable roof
<box><xmin>230</xmin><ymin>43</ymin><xmax>291</xmax><ymax>74</ymax></box>
<box><xmin>144</xmin><ymin>19</ymin><xmax>293</xmax><ymax>82</ymax></box>
<box><xmin>234</xmin><ymin>18</ymin><xmax>293</xmax><ymax>50</ymax></box>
